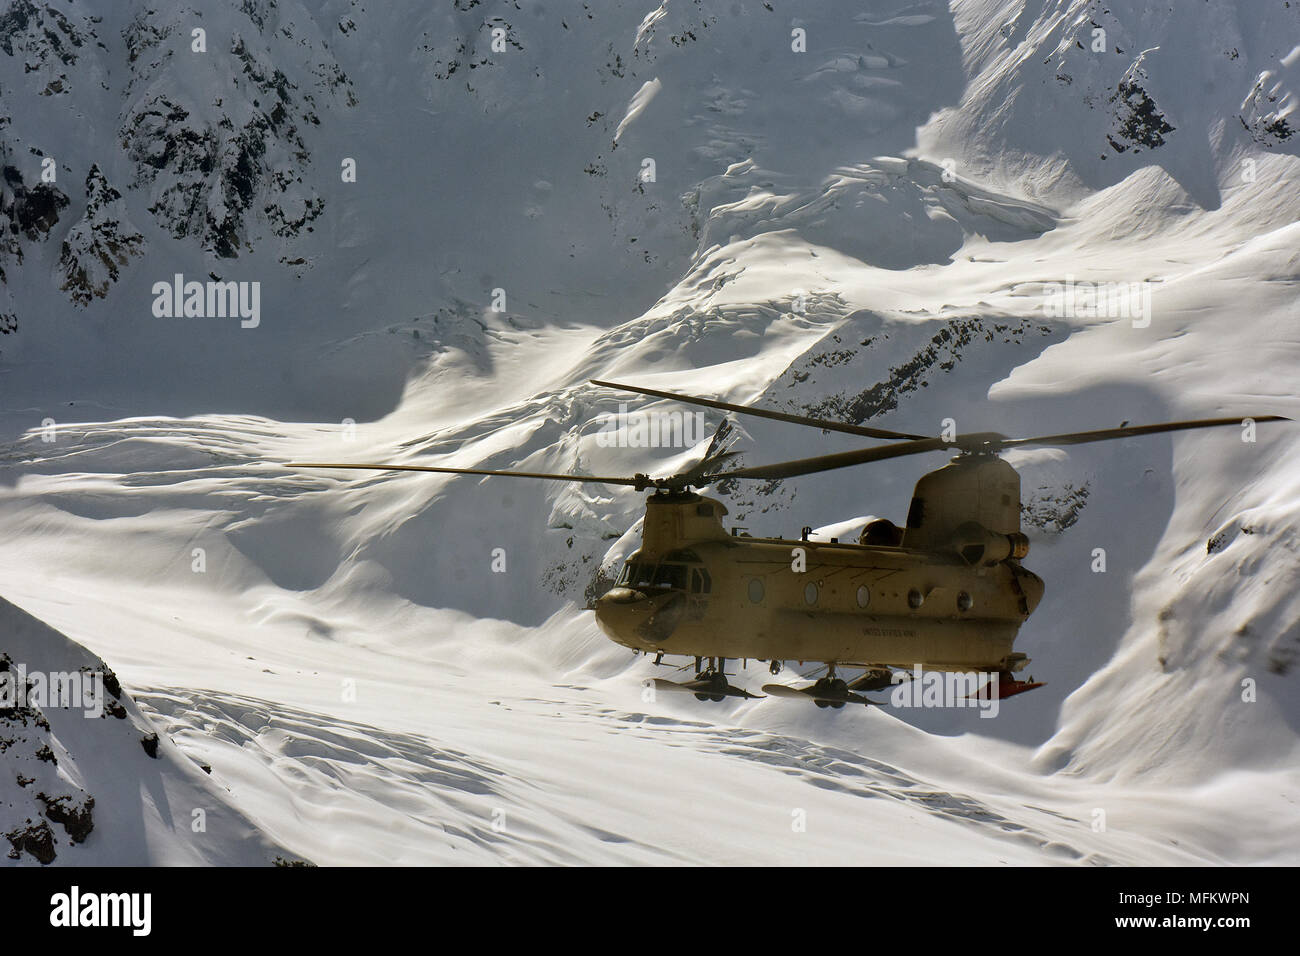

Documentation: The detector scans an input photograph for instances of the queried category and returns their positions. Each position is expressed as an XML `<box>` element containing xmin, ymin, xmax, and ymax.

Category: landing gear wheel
<box><xmin>828</xmin><ymin>678</ymin><xmax>848</xmax><ymax>708</ymax></box>
<box><xmin>695</xmin><ymin>671</ymin><xmax>728</xmax><ymax>702</ymax></box>
<box><xmin>707</xmin><ymin>672</ymin><xmax>727</xmax><ymax>702</ymax></box>
<box><xmin>769</xmin><ymin>660</ymin><xmax>782</xmax><ymax>676</ymax></box>
<box><xmin>810</xmin><ymin>677</ymin><xmax>849</xmax><ymax>708</ymax></box>
<box><xmin>812</xmin><ymin>677</ymin><xmax>831</xmax><ymax>708</ymax></box>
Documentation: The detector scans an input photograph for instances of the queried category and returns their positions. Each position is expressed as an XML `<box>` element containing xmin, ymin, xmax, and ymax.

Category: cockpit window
<box><xmin>651</xmin><ymin>563</ymin><xmax>687</xmax><ymax>591</ymax></box>
<box><xmin>618</xmin><ymin>561</ymin><xmax>656</xmax><ymax>589</ymax></box>
<box><xmin>617</xmin><ymin>560</ymin><xmax>693</xmax><ymax>591</ymax></box>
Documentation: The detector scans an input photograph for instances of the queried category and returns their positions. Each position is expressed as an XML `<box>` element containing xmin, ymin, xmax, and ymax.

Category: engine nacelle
<box><xmin>949</xmin><ymin>521</ymin><xmax>1030</xmax><ymax>566</ymax></box>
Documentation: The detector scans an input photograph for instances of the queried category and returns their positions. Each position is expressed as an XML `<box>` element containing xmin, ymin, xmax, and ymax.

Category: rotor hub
<box><xmin>950</xmin><ymin>432</ymin><xmax>1008</xmax><ymax>454</ymax></box>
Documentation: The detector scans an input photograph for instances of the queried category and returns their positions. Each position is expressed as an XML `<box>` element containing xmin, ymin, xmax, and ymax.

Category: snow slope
<box><xmin>0</xmin><ymin>596</ymin><xmax>290</xmax><ymax>864</ymax></box>
<box><xmin>1</xmin><ymin>0</ymin><xmax>1298</xmax><ymax>865</ymax></box>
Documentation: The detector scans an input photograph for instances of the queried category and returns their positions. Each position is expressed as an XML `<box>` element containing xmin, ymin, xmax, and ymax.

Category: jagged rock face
<box><xmin>0</xmin><ymin>163</ymin><xmax>69</xmax><ymax>250</ymax></box>
<box><xmin>1240</xmin><ymin>69</ymin><xmax>1295</xmax><ymax>147</ymax></box>
<box><xmin>0</xmin><ymin>157</ymin><xmax>140</xmax><ymax>308</ymax></box>
<box><xmin>1022</xmin><ymin>482</ymin><xmax>1091</xmax><ymax>533</ymax></box>
<box><xmin>1107</xmin><ymin>66</ymin><xmax>1175</xmax><ymax>153</ymax></box>
<box><xmin>119</xmin><ymin>7</ymin><xmax>349</xmax><ymax>258</ymax></box>
<box><xmin>793</xmin><ymin>314</ymin><xmax>1060</xmax><ymax>424</ymax></box>
<box><xmin>0</xmin><ymin>597</ymin><xmax>294</xmax><ymax>865</ymax></box>
<box><xmin>116</xmin><ymin>3</ymin><xmax>348</xmax><ymax>260</ymax></box>
<box><xmin>923</xmin><ymin>0</ymin><xmax>1299</xmax><ymax>199</ymax></box>
<box><xmin>0</xmin><ymin>0</ymin><xmax>356</xmax><ymax>316</ymax></box>
<box><xmin>0</xmin><ymin>0</ymin><xmax>92</xmax><ymax>100</ymax></box>
<box><xmin>58</xmin><ymin>165</ymin><xmax>145</xmax><ymax>305</ymax></box>
<box><xmin>0</xmin><ymin>160</ymin><xmax>71</xmax><ymax>331</ymax></box>
<box><xmin>1</xmin><ymin>651</ymin><xmax>114</xmax><ymax>864</ymax></box>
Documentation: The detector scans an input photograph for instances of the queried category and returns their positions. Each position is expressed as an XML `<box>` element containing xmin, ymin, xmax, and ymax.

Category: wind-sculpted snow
<box><xmin>692</xmin><ymin>158</ymin><xmax>1057</xmax><ymax>270</ymax></box>
<box><xmin>924</xmin><ymin>0</ymin><xmax>1300</xmax><ymax>202</ymax></box>
<box><xmin>131</xmin><ymin>682</ymin><xmax>1273</xmax><ymax>866</ymax></box>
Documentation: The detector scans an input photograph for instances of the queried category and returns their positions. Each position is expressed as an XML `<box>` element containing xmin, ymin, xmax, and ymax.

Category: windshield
<box><xmin>651</xmin><ymin>563</ymin><xmax>687</xmax><ymax>591</ymax></box>
<box><xmin>618</xmin><ymin>561</ymin><xmax>656</xmax><ymax>589</ymax></box>
<box><xmin>617</xmin><ymin>560</ymin><xmax>687</xmax><ymax>591</ymax></box>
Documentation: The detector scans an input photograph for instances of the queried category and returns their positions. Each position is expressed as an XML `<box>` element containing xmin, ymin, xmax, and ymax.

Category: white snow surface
<box><xmin>1</xmin><ymin>0</ymin><xmax>1298</xmax><ymax>865</ymax></box>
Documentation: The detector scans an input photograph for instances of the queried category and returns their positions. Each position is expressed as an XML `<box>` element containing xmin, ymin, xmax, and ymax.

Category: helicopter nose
<box><xmin>600</xmin><ymin>586</ymin><xmax>645</xmax><ymax>606</ymax></box>
<box><xmin>594</xmin><ymin>588</ymin><xmax>685</xmax><ymax>649</ymax></box>
<box><xmin>594</xmin><ymin>588</ymin><xmax>649</xmax><ymax>642</ymax></box>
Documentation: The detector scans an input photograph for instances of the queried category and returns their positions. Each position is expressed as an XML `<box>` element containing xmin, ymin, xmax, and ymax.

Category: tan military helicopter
<box><xmin>290</xmin><ymin>382</ymin><xmax>1286</xmax><ymax>709</ymax></box>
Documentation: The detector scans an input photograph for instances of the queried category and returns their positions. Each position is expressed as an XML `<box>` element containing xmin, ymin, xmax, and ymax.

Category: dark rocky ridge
<box><xmin>1</xmin><ymin>647</ymin><xmax>124</xmax><ymax>864</ymax></box>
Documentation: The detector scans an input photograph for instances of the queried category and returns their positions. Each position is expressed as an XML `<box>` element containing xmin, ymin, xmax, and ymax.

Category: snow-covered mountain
<box><xmin>1</xmin><ymin>0</ymin><xmax>1298</xmax><ymax>865</ymax></box>
<box><xmin>0</xmin><ymin>596</ymin><xmax>291</xmax><ymax>864</ymax></box>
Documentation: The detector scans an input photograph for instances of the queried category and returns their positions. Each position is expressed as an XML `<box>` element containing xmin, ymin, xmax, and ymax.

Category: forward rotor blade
<box><xmin>287</xmin><ymin>462</ymin><xmax>646</xmax><ymax>486</ymax></box>
<box><xmin>1003</xmin><ymin>415</ymin><xmax>1291</xmax><ymax>450</ymax></box>
<box><xmin>590</xmin><ymin>379</ymin><xmax>927</xmax><ymax>441</ymax></box>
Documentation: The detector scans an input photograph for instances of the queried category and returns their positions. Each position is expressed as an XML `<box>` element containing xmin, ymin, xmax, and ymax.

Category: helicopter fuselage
<box><xmin>593</xmin><ymin>488</ymin><xmax>1044</xmax><ymax>673</ymax></box>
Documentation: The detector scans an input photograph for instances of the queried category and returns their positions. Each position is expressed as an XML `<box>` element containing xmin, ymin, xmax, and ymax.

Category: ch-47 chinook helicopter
<box><xmin>290</xmin><ymin>381</ymin><xmax>1287</xmax><ymax>709</ymax></box>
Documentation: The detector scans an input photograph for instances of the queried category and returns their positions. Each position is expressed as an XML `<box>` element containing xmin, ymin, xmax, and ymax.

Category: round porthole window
<box><xmin>957</xmin><ymin>591</ymin><xmax>974</xmax><ymax>612</ymax></box>
<box><xmin>907</xmin><ymin>588</ymin><xmax>924</xmax><ymax>609</ymax></box>
<box><xmin>803</xmin><ymin>582</ymin><xmax>818</xmax><ymax>605</ymax></box>
<box><xmin>748</xmin><ymin>578</ymin><xmax>765</xmax><ymax>604</ymax></box>
<box><xmin>856</xmin><ymin>585</ymin><xmax>871</xmax><ymax>608</ymax></box>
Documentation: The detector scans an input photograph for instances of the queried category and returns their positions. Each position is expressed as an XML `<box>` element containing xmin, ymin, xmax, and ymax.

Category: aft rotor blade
<box><xmin>701</xmin><ymin>414</ymin><xmax>1292</xmax><ymax>483</ymax></box>
<box><xmin>701</xmin><ymin>437</ymin><xmax>953</xmax><ymax>482</ymax></box>
<box><xmin>287</xmin><ymin>462</ymin><xmax>646</xmax><ymax>486</ymax></box>
<box><xmin>1003</xmin><ymin>415</ymin><xmax>1291</xmax><ymax>450</ymax></box>
<box><xmin>590</xmin><ymin>379</ymin><xmax>927</xmax><ymax>441</ymax></box>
